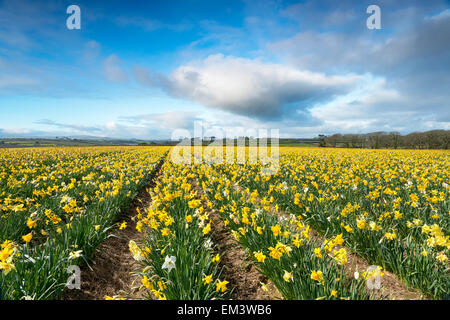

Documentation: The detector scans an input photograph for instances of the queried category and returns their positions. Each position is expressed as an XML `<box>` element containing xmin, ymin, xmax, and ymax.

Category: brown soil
<box><xmin>345</xmin><ymin>252</ymin><xmax>425</xmax><ymax>300</ymax></box>
<box><xmin>191</xmin><ymin>180</ymin><xmax>283</xmax><ymax>300</ymax></box>
<box><xmin>63</xmin><ymin>158</ymin><xmax>165</xmax><ymax>300</ymax></box>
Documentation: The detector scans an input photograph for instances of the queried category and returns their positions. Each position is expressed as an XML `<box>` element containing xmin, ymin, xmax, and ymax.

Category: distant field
<box><xmin>0</xmin><ymin>139</ymin><xmax>101</xmax><ymax>148</ymax></box>
<box><xmin>0</xmin><ymin>138</ymin><xmax>320</xmax><ymax>148</ymax></box>
<box><xmin>0</xmin><ymin>138</ymin><xmax>164</xmax><ymax>148</ymax></box>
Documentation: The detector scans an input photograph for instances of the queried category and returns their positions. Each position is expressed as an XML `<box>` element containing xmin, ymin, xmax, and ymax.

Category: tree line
<box><xmin>319</xmin><ymin>130</ymin><xmax>450</xmax><ymax>149</ymax></box>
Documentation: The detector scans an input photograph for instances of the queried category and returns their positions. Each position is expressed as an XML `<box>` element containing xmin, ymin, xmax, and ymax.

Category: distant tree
<box><xmin>389</xmin><ymin>132</ymin><xmax>401</xmax><ymax>149</ymax></box>
<box><xmin>441</xmin><ymin>130</ymin><xmax>450</xmax><ymax>149</ymax></box>
<box><xmin>342</xmin><ymin>134</ymin><xmax>351</xmax><ymax>148</ymax></box>
<box><xmin>318</xmin><ymin>134</ymin><xmax>326</xmax><ymax>147</ymax></box>
<box><xmin>424</xmin><ymin>130</ymin><xmax>446</xmax><ymax>149</ymax></box>
<box><xmin>410</xmin><ymin>132</ymin><xmax>427</xmax><ymax>149</ymax></box>
<box><xmin>325</xmin><ymin>134</ymin><xmax>341</xmax><ymax>147</ymax></box>
<box><xmin>322</xmin><ymin>130</ymin><xmax>449</xmax><ymax>149</ymax></box>
<box><xmin>349</xmin><ymin>134</ymin><xmax>361</xmax><ymax>148</ymax></box>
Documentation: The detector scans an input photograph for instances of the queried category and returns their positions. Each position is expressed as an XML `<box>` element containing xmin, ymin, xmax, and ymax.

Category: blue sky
<box><xmin>1</xmin><ymin>0</ymin><xmax>449</xmax><ymax>139</ymax></box>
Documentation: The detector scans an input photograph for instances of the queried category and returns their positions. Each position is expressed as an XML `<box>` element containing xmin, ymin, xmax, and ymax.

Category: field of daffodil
<box><xmin>0</xmin><ymin>146</ymin><xmax>167</xmax><ymax>300</ymax></box>
<box><xmin>131</xmin><ymin>147</ymin><xmax>448</xmax><ymax>300</ymax></box>
<box><xmin>241</xmin><ymin>148</ymin><xmax>449</xmax><ymax>299</ymax></box>
<box><xmin>1</xmin><ymin>146</ymin><xmax>448</xmax><ymax>300</ymax></box>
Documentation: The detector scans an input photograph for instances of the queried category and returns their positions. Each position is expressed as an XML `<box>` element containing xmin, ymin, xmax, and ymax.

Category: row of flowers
<box><xmin>128</xmin><ymin>160</ymin><xmax>228</xmax><ymax>300</ymax></box>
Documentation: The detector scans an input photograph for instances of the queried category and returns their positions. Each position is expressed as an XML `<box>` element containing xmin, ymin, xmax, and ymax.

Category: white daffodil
<box><xmin>204</xmin><ymin>239</ymin><xmax>213</xmax><ymax>250</ymax></box>
<box><xmin>162</xmin><ymin>255</ymin><xmax>176</xmax><ymax>273</ymax></box>
<box><xmin>69</xmin><ymin>250</ymin><xmax>83</xmax><ymax>260</ymax></box>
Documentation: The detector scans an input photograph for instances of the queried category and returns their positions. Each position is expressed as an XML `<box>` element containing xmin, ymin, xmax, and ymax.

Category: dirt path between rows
<box><xmin>64</xmin><ymin>157</ymin><xmax>166</xmax><ymax>300</ymax></box>
<box><xmin>191</xmin><ymin>179</ymin><xmax>283</xmax><ymax>300</ymax></box>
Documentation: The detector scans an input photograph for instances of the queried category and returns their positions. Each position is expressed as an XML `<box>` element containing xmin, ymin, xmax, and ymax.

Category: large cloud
<box><xmin>267</xmin><ymin>4</ymin><xmax>450</xmax><ymax>134</ymax></box>
<box><xmin>310</xmin><ymin>77</ymin><xmax>450</xmax><ymax>134</ymax></box>
<box><xmin>269</xmin><ymin>10</ymin><xmax>450</xmax><ymax>75</ymax></box>
<box><xmin>134</xmin><ymin>54</ymin><xmax>360</xmax><ymax>119</ymax></box>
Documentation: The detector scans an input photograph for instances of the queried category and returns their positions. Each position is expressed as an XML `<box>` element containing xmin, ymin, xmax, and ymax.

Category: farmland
<box><xmin>0</xmin><ymin>146</ymin><xmax>448</xmax><ymax>300</ymax></box>
<box><xmin>0</xmin><ymin>146</ymin><xmax>168</xmax><ymax>299</ymax></box>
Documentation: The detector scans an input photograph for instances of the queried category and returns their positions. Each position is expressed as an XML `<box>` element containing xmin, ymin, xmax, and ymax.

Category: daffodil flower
<box><xmin>162</xmin><ymin>255</ymin><xmax>176</xmax><ymax>272</ymax></box>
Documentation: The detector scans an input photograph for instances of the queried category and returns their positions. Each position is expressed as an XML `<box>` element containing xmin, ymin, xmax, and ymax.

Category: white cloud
<box><xmin>115</xmin><ymin>16</ymin><xmax>192</xmax><ymax>32</ymax></box>
<box><xmin>83</xmin><ymin>40</ymin><xmax>101</xmax><ymax>61</ymax></box>
<box><xmin>137</xmin><ymin>54</ymin><xmax>360</xmax><ymax>119</ymax></box>
<box><xmin>103</xmin><ymin>54</ymin><xmax>128</xmax><ymax>83</ymax></box>
<box><xmin>105</xmin><ymin>121</ymin><xmax>117</xmax><ymax>130</ymax></box>
<box><xmin>121</xmin><ymin>110</ymin><xmax>200</xmax><ymax>130</ymax></box>
<box><xmin>427</xmin><ymin>8</ymin><xmax>450</xmax><ymax>21</ymax></box>
<box><xmin>0</xmin><ymin>74</ymin><xmax>40</xmax><ymax>88</ymax></box>
<box><xmin>1</xmin><ymin>127</ymin><xmax>31</xmax><ymax>135</ymax></box>
<box><xmin>309</xmin><ymin>75</ymin><xmax>450</xmax><ymax>134</ymax></box>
